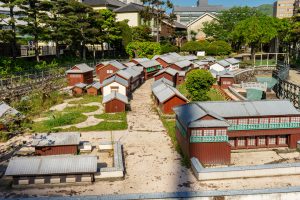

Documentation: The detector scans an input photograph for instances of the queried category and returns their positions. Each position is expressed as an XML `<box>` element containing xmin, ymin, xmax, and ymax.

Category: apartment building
<box><xmin>273</xmin><ymin>0</ymin><xmax>295</xmax><ymax>18</ymax></box>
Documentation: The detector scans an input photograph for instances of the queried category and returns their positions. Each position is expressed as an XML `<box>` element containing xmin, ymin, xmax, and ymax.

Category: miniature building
<box><xmin>154</xmin><ymin>68</ymin><xmax>179</xmax><ymax>86</ymax></box>
<box><xmin>103</xmin><ymin>92</ymin><xmax>128</xmax><ymax>113</ymax></box>
<box><xmin>116</xmin><ymin>67</ymin><xmax>143</xmax><ymax>92</ymax></box>
<box><xmin>86</xmin><ymin>82</ymin><xmax>102</xmax><ymax>96</ymax></box>
<box><xmin>138</xmin><ymin>60</ymin><xmax>162</xmax><ymax>80</ymax></box>
<box><xmin>169</xmin><ymin>60</ymin><xmax>193</xmax><ymax>71</ymax></box>
<box><xmin>209</xmin><ymin>63</ymin><xmax>225</xmax><ymax>78</ymax></box>
<box><xmin>218</xmin><ymin>71</ymin><xmax>234</xmax><ymax>89</ymax></box>
<box><xmin>32</xmin><ymin>132</ymin><xmax>80</xmax><ymax>156</ymax></box>
<box><xmin>95</xmin><ymin>60</ymin><xmax>126</xmax><ymax>83</ymax></box>
<box><xmin>193</xmin><ymin>60</ymin><xmax>209</xmax><ymax>69</ymax></box>
<box><xmin>130</xmin><ymin>58</ymin><xmax>150</xmax><ymax>65</ymax></box>
<box><xmin>72</xmin><ymin>83</ymin><xmax>87</xmax><ymax>96</ymax></box>
<box><xmin>66</xmin><ymin>63</ymin><xmax>94</xmax><ymax>86</ymax></box>
<box><xmin>5</xmin><ymin>155</ymin><xmax>97</xmax><ymax>186</ymax></box>
<box><xmin>152</xmin><ymin>78</ymin><xmax>174</xmax><ymax>89</ymax></box>
<box><xmin>154</xmin><ymin>53</ymin><xmax>181</xmax><ymax>68</ymax></box>
<box><xmin>177</xmin><ymin>71</ymin><xmax>186</xmax><ymax>85</ymax></box>
<box><xmin>152</xmin><ymin>82</ymin><xmax>188</xmax><ymax>114</ymax></box>
<box><xmin>174</xmin><ymin>100</ymin><xmax>300</xmax><ymax>165</ymax></box>
<box><xmin>224</xmin><ymin>58</ymin><xmax>240</xmax><ymax>71</ymax></box>
<box><xmin>202</xmin><ymin>56</ymin><xmax>216</xmax><ymax>64</ymax></box>
<box><xmin>101</xmin><ymin>75</ymin><xmax>129</xmax><ymax>96</ymax></box>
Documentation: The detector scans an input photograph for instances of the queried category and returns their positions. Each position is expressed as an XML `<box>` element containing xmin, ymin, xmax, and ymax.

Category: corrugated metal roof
<box><xmin>182</xmin><ymin>55</ymin><xmax>198</xmax><ymax>61</ymax></box>
<box><xmin>178</xmin><ymin>71</ymin><xmax>186</xmax><ymax>76</ymax></box>
<box><xmin>174</xmin><ymin>100</ymin><xmax>300</xmax><ymax>128</ymax></box>
<box><xmin>174</xmin><ymin>60</ymin><xmax>193</xmax><ymax>68</ymax></box>
<box><xmin>194</xmin><ymin>61</ymin><xmax>209</xmax><ymax>66</ymax></box>
<box><xmin>189</xmin><ymin>119</ymin><xmax>230</xmax><ymax>128</ymax></box>
<box><xmin>209</xmin><ymin>63</ymin><xmax>225</xmax><ymax>72</ymax></box>
<box><xmin>0</xmin><ymin>102</ymin><xmax>19</xmax><ymax>118</ymax></box>
<box><xmin>219</xmin><ymin>71</ymin><xmax>234</xmax><ymax>78</ymax></box>
<box><xmin>158</xmin><ymin>55</ymin><xmax>179</xmax><ymax>64</ymax></box>
<box><xmin>202</xmin><ymin>57</ymin><xmax>216</xmax><ymax>62</ymax></box>
<box><xmin>129</xmin><ymin>65</ymin><xmax>144</xmax><ymax>73</ymax></box>
<box><xmin>139</xmin><ymin>60</ymin><xmax>160</xmax><ymax>68</ymax></box>
<box><xmin>66</xmin><ymin>63</ymin><xmax>94</xmax><ymax>74</ymax></box>
<box><xmin>152</xmin><ymin>83</ymin><xmax>188</xmax><ymax>103</ymax></box>
<box><xmin>117</xmin><ymin>68</ymin><xmax>141</xmax><ymax>79</ymax></box>
<box><xmin>5</xmin><ymin>155</ymin><xmax>97</xmax><ymax>176</ymax></box>
<box><xmin>124</xmin><ymin>62</ymin><xmax>136</xmax><ymax>67</ymax></box>
<box><xmin>102</xmin><ymin>92</ymin><xmax>129</xmax><ymax>104</ymax></box>
<box><xmin>87</xmin><ymin>82</ymin><xmax>102</xmax><ymax>89</ymax></box>
<box><xmin>217</xmin><ymin>60</ymin><xmax>231</xmax><ymax>67</ymax></box>
<box><xmin>152</xmin><ymin>78</ymin><xmax>174</xmax><ymax>89</ymax></box>
<box><xmin>102</xmin><ymin>75</ymin><xmax>129</xmax><ymax>87</ymax></box>
<box><xmin>154</xmin><ymin>68</ymin><xmax>179</xmax><ymax>77</ymax></box>
<box><xmin>132</xmin><ymin>58</ymin><xmax>150</xmax><ymax>64</ymax></box>
<box><xmin>32</xmin><ymin>132</ymin><xmax>80</xmax><ymax>147</ymax></box>
<box><xmin>101</xmin><ymin>60</ymin><xmax>126</xmax><ymax>70</ymax></box>
<box><xmin>73</xmin><ymin>83</ymin><xmax>88</xmax><ymax>89</ymax></box>
<box><xmin>225</xmin><ymin>58</ymin><xmax>240</xmax><ymax>64</ymax></box>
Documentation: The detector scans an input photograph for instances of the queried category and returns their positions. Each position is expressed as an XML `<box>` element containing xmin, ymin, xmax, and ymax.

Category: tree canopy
<box><xmin>185</xmin><ymin>69</ymin><xmax>215</xmax><ymax>101</ymax></box>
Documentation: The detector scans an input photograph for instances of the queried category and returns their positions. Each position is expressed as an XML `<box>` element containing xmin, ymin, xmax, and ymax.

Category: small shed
<box><xmin>103</xmin><ymin>92</ymin><xmax>129</xmax><ymax>113</ymax></box>
<box><xmin>66</xmin><ymin>63</ymin><xmax>94</xmax><ymax>86</ymax></box>
<box><xmin>209</xmin><ymin>63</ymin><xmax>225</xmax><ymax>78</ymax></box>
<box><xmin>72</xmin><ymin>83</ymin><xmax>87</xmax><ymax>96</ymax></box>
<box><xmin>225</xmin><ymin>58</ymin><xmax>240</xmax><ymax>71</ymax></box>
<box><xmin>154</xmin><ymin>68</ymin><xmax>179</xmax><ymax>85</ymax></box>
<box><xmin>95</xmin><ymin>60</ymin><xmax>126</xmax><ymax>83</ymax></box>
<box><xmin>152</xmin><ymin>82</ymin><xmax>188</xmax><ymax>114</ymax></box>
<box><xmin>116</xmin><ymin>67</ymin><xmax>142</xmax><ymax>92</ymax></box>
<box><xmin>86</xmin><ymin>82</ymin><xmax>102</xmax><ymax>96</ymax></box>
<box><xmin>101</xmin><ymin>75</ymin><xmax>129</xmax><ymax>96</ymax></box>
<box><xmin>169</xmin><ymin>60</ymin><xmax>193</xmax><ymax>71</ymax></box>
<box><xmin>5</xmin><ymin>155</ymin><xmax>97</xmax><ymax>186</ymax></box>
<box><xmin>138</xmin><ymin>60</ymin><xmax>162</xmax><ymax>80</ymax></box>
<box><xmin>218</xmin><ymin>71</ymin><xmax>235</xmax><ymax>89</ymax></box>
<box><xmin>217</xmin><ymin>60</ymin><xmax>231</xmax><ymax>69</ymax></box>
<box><xmin>32</xmin><ymin>132</ymin><xmax>81</xmax><ymax>156</ymax></box>
<box><xmin>154</xmin><ymin>54</ymin><xmax>179</xmax><ymax>68</ymax></box>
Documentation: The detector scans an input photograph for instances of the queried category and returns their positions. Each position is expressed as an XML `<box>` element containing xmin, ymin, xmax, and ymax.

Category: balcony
<box><xmin>228</xmin><ymin>122</ymin><xmax>300</xmax><ymax>131</ymax></box>
<box><xmin>190</xmin><ymin>135</ymin><xmax>229</xmax><ymax>143</ymax></box>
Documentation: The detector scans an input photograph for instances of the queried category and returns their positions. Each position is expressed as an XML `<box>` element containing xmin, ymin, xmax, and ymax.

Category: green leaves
<box><xmin>126</xmin><ymin>41</ymin><xmax>161</xmax><ymax>58</ymax></box>
<box><xmin>180</xmin><ymin>40</ymin><xmax>231</xmax><ymax>56</ymax></box>
<box><xmin>186</xmin><ymin>69</ymin><xmax>215</xmax><ymax>101</ymax></box>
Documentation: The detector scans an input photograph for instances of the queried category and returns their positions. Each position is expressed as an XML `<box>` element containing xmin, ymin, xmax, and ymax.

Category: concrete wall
<box><xmin>116</xmin><ymin>13</ymin><xmax>140</xmax><ymax>27</ymax></box>
<box><xmin>187</xmin><ymin>14</ymin><xmax>216</xmax><ymax>41</ymax></box>
<box><xmin>191</xmin><ymin>157</ymin><xmax>300</xmax><ymax>181</ymax></box>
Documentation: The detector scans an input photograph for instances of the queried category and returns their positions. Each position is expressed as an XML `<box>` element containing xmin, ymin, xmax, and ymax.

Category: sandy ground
<box><xmin>3</xmin><ymin>80</ymin><xmax>300</xmax><ymax>198</ymax></box>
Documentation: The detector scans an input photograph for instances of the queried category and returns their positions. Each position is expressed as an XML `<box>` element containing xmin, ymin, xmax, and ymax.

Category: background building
<box><xmin>174</xmin><ymin>0</ymin><xmax>223</xmax><ymax>25</ymax></box>
<box><xmin>273</xmin><ymin>0</ymin><xmax>295</xmax><ymax>18</ymax></box>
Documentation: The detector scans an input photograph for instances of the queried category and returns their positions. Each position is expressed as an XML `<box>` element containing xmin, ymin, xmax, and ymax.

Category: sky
<box><xmin>172</xmin><ymin>0</ymin><xmax>275</xmax><ymax>7</ymax></box>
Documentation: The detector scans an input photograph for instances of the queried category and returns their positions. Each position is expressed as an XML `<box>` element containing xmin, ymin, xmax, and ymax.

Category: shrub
<box><xmin>207</xmin><ymin>40</ymin><xmax>232</xmax><ymax>56</ymax></box>
<box><xmin>161</xmin><ymin>43</ymin><xmax>178</xmax><ymax>54</ymax></box>
<box><xmin>126</xmin><ymin>42</ymin><xmax>161</xmax><ymax>59</ymax></box>
<box><xmin>181</xmin><ymin>41</ymin><xmax>205</xmax><ymax>53</ymax></box>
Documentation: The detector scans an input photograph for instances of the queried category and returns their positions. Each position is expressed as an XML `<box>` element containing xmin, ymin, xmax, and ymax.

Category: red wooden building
<box><xmin>154</xmin><ymin>53</ymin><xmax>181</xmax><ymax>68</ymax></box>
<box><xmin>169</xmin><ymin>60</ymin><xmax>193</xmax><ymax>71</ymax></box>
<box><xmin>86</xmin><ymin>82</ymin><xmax>102</xmax><ymax>96</ymax></box>
<box><xmin>138</xmin><ymin>60</ymin><xmax>162</xmax><ymax>80</ymax></box>
<box><xmin>103</xmin><ymin>92</ymin><xmax>128</xmax><ymax>113</ymax></box>
<box><xmin>154</xmin><ymin>68</ymin><xmax>179</xmax><ymax>86</ymax></box>
<box><xmin>32</xmin><ymin>132</ymin><xmax>81</xmax><ymax>156</ymax></box>
<box><xmin>218</xmin><ymin>72</ymin><xmax>234</xmax><ymax>89</ymax></box>
<box><xmin>66</xmin><ymin>63</ymin><xmax>94</xmax><ymax>86</ymax></box>
<box><xmin>95</xmin><ymin>60</ymin><xmax>126</xmax><ymax>83</ymax></box>
<box><xmin>152</xmin><ymin>82</ymin><xmax>188</xmax><ymax>114</ymax></box>
<box><xmin>174</xmin><ymin>100</ymin><xmax>300</xmax><ymax>165</ymax></box>
<box><xmin>116</xmin><ymin>67</ymin><xmax>143</xmax><ymax>92</ymax></box>
<box><xmin>72</xmin><ymin>83</ymin><xmax>87</xmax><ymax>96</ymax></box>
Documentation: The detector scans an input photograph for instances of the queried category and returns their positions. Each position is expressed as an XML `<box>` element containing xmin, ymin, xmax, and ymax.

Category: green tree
<box><xmin>117</xmin><ymin>20</ymin><xmax>132</xmax><ymax>47</ymax></box>
<box><xmin>231</xmin><ymin>16</ymin><xmax>278</xmax><ymax>59</ymax></box>
<box><xmin>206</xmin><ymin>40</ymin><xmax>231</xmax><ymax>56</ymax></box>
<box><xmin>181</xmin><ymin>41</ymin><xmax>209</xmax><ymax>54</ymax></box>
<box><xmin>131</xmin><ymin>25</ymin><xmax>152</xmax><ymax>42</ymax></box>
<box><xmin>141</xmin><ymin>0</ymin><xmax>175</xmax><ymax>42</ymax></box>
<box><xmin>186</xmin><ymin>69</ymin><xmax>214</xmax><ymax>101</ymax></box>
<box><xmin>126</xmin><ymin>41</ymin><xmax>161</xmax><ymax>58</ymax></box>
<box><xmin>160</xmin><ymin>43</ymin><xmax>178</xmax><ymax>54</ymax></box>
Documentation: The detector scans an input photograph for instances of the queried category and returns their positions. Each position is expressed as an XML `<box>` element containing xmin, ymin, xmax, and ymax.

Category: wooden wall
<box><xmin>35</xmin><ymin>145</ymin><xmax>78</xmax><ymax>156</ymax></box>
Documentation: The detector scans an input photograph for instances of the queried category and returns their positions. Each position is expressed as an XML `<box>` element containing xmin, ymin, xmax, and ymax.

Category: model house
<box><xmin>209</xmin><ymin>63</ymin><xmax>225</xmax><ymax>78</ymax></box>
<box><xmin>130</xmin><ymin>58</ymin><xmax>150</xmax><ymax>65</ymax></box>
<box><xmin>103</xmin><ymin>92</ymin><xmax>128</xmax><ymax>113</ymax></box>
<box><xmin>66</xmin><ymin>63</ymin><xmax>94</xmax><ymax>86</ymax></box>
<box><xmin>225</xmin><ymin>58</ymin><xmax>240</xmax><ymax>71</ymax></box>
<box><xmin>218</xmin><ymin>71</ymin><xmax>235</xmax><ymax>89</ymax></box>
<box><xmin>95</xmin><ymin>60</ymin><xmax>126</xmax><ymax>83</ymax></box>
<box><xmin>152</xmin><ymin>82</ymin><xmax>188</xmax><ymax>114</ymax></box>
<box><xmin>174</xmin><ymin>100</ymin><xmax>300</xmax><ymax>165</ymax></box>
<box><xmin>138</xmin><ymin>60</ymin><xmax>162</xmax><ymax>80</ymax></box>
<box><xmin>101</xmin><ymin>75</ymin><xmax>129</xmax><ymax>97</ymax></box>
<box><xmin>154</xmin><ymin>68</ymin><xmax>179</xmax><ymax>86</ymax></box>
<box><xmin>116</xmin><ymin>67</ymin><xmax>143</xmax><ymax>91</ymax></box>
<box><xmin>72</xmin><ymin>83</ymin><xmax>88</xmax><ymax>96</ymax></box>
<box><xmin>32</xmin><ymin>132</ymin><xmax>81</xmax><ymax>156</ymax></box>
<box><xmin>169</xmin><ymin>60</ymin><xmax>193</xmax><ymax>71</ymax></box>
<box><xmin>86</xmin><ymin>82</ymin><xmax>102</xmax><ymax>96</ymax></box>
<box><xmin>154</xmin><ymin>53</ymin><xmax>182</xmax><ymax>68</ymax></box>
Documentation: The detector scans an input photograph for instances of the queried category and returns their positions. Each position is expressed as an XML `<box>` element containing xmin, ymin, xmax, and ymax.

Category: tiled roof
<box><xmin>102</xmin><ymin>92</ymin><xmax>128</xmax><ymax>104</ymax></box>
<box><xmin>114</xmin><ymin>2</ymin><xmax>144</xmax><ymax>13</ymax></box>
<box><xmin>66</xmin><ymin>63</ymin><xmax>94</xmax><ymax>74</ymax></box>
<box><xmin>31</xmin><ymin>132</ymin><xmax>81</xmax><ymax>147</ymax></box>
<box><xmin>82</xmin><ymin>0</ymin><xmax>126</xmax><ymax>7</ymax></box>
<box><xmin>102</xmin><ymin>75</ymin><xmax>129</xmax><ymax>87</ymax></box>
<box><xmin>5</xmin><ymin>155</ymin><xmax>97</xmax><ymax>176</ymax></box>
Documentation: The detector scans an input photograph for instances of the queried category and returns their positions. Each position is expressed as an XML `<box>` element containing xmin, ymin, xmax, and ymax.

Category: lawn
<box><xmin>68</xmin><ymin>95</ymin><xmax>102</xmax><ymax>104</ymax></box>
<box><xmin>95</xmin><ymin>112</ymin><xmax>127</xmax><ymax>121</ymax></box>
<box><xmin>63</xmin><ymin>105</ymin><xmax>99</xmax><ymax>113</ymax></box>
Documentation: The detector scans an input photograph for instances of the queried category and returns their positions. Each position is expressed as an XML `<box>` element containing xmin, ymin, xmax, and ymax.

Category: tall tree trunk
<box><xmin>10</xmin><ymin>6</ymin><xmax>17</xmax><ymax>60</ymax></box>
<box><xmin>251</xmin><ymin>44</ymin><xmax>256</xmax><ymax>65</ymax></box>
<box><xmin>82</xmin><ymin>41</ymin><xmax>86</xmax><ymax>61</ymax></box>
<box><xmin>35</xmin><ymin>35</ymin><xmax>39</xmax><ymax>62</ymax></box>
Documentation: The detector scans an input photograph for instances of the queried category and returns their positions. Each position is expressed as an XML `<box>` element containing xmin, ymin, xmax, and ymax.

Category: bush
<box><xmin>0</xmin><ymin>131</ymin><xmax>10</xmax><ymax>142</ymax></box>
<box><xmin>206</xmin><ymin>41</ymin><xmax>232</xmax><ymax>56</ymax></box>
<box><xmin>186</xmin><ymin>69</ymin><xmax>214</xmax><ymax>101</ymax></box>
<box><xmin>126</xmin><ymin>42</ymin><xmax>161</xmax><ymax>59</ymax></box>
<box><xmin>181</xmin><ymin>41</ymin><xmax>206</xmax><ymax>53</ymax></box>
<box><xmin>161</xmin><ymin>43</ymin><xmax>178</xmax><ymax>54</ymax></box>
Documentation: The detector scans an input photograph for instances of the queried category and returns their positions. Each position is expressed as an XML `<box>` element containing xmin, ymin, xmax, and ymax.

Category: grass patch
<box><xmin>177</xmin><ymin>82</ymin><xmax>189</xmax><ymax>98</ymax></box>
<box><xmin>0</xmin><ymin>132</ymin><xmax>10</xmax><ymax>142</ymax></box>
<box><xmin>160</xmin><ymin>116</ymin><xmax>190</xmax><ymax>168</ymax></box>
<box><xmin>68</xmin><ymin>95</ymin><xmax>102</xmax><ymax>104</ymax></box>
<box><xmin>31</xmin><ymin>112</ymin><xmax>87</xmax><ymax>132</ymax></box>
<box><xmin>63</xmin><ymin>105</ymin><xmax>99</xmax><ymax>113</ymax></box>
<box><xmin>95</xmin><ymin>112</ymin><xmax>126</xmax><ymax>121</ymax></box>
<box><xmin>207</xmin><ymin>88</ymin><xmax>226</xmax><ymax>101</ymax></box>
<box><xmin>63</xmin><ymin>121</ymin><xmax>128</xmax><ymax>132</ymax></box>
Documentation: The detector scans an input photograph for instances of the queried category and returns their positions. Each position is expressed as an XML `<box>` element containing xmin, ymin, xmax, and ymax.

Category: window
<box><xmin>227</xmin><ymin>119</ymin><xmax>237</xmax><ymax>125</ymax></box>
<box><xmin>203</xmin><ymin>130</ymin><xmax>214</xmax><ymax>136</ymax></box>
<box><xmin>248</xmin><ymin>136</ymin><xmax>256</xmax><ymax>146</ymax></box>
<box><xmin>238</xmin><ymin>119</ymin><xmax>248</xmax><ymax>125</ymax></box>
<box><xmin>191</xmin><ymin>130</ymin><xmax>202</xmax><ymax>137</ymax></box>
<box><xmin>229</xmin><ymin>138</ymin><xmax>235</xmax><ymax>147</ymax></box>
<box><xmin>269</xmin><ymin>136</ymin><xmax>276</xmax><ymax>145</ymax></box>
<box><xmin>107</xmin><ymin>70</ymin><xmax>113</xmax><ymax>74</ymax></box>
<box><xmin>248</xmin><ymin>118</ymin><xmax>259</xmax><ymax>124</ymax></box>
<box><xmin>237</xmin><ymin>137</ymin><xmax>246</xmax><ymax>146</ymax></box>
<box><xmin>280</xmin><ymin>117</ymin><xmax>290</xmax><ymax>123</ymax></box>
<box><xmin>269</xmin><ymin>118</ymin><xmax>280</xmax><ymax>123</ymax></box>
<box><xmin>291</xmin><ymin>117</ymin><xmax>300</xmax><ymax>122</ymax></box>
<box><xmin>258</xmin><ymin>136</ymin><xmax>266</xmax><ymax>146</ymax></box>
<box><xmin>111</xmin><ymin>86</ymin><xmax>119</xmax><ymax>92</ymax></box>
<box><xmin>70</xmin><ymin>74</ymin><xmax>81</xmax><ymax>78</ymax></box>
<box><xmin>216</xmin><ymin>129</ymin><xmax>226</xmax><ymax>136</ymax></box>
<box><xmin>279</xmin><ymin>135</ymin><xmax>287</xmax><ymax>144</ymax></box>
<box><xmin>260</xmin><ymin>118</ymin><xmax>269</xmax><ymax>124</ymax></box>
<box><xmin>222</xmin><ymin>81</ymin><xmax>232</xmax><ymax>85</ymax></box>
